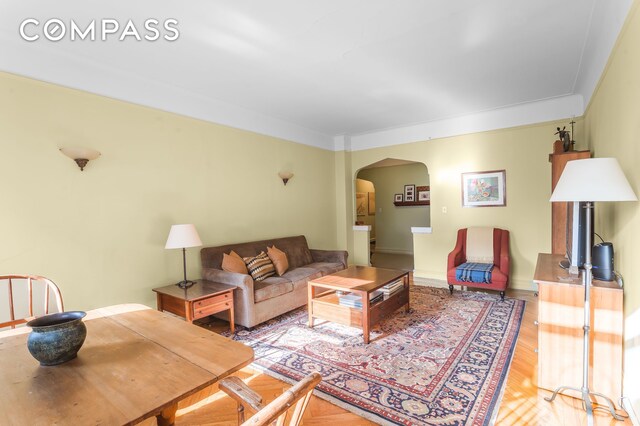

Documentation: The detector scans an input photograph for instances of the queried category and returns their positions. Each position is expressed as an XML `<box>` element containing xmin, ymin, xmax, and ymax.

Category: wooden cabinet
<box><xmin>549</xmin><ymin>150</ymin><xmax>590</xmax><ymax>254</ymax></box>
<box><xmin>533</xmin><ymin>253</ymin><xmax>623</xmax><ymax>400</ymax></box>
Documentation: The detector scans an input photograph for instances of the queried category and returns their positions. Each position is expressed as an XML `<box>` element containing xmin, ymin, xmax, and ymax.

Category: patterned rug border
<box><xmin>235</xmin><ymin>287</ymin><xmax>526</xmax><ymax>426</ymax></box>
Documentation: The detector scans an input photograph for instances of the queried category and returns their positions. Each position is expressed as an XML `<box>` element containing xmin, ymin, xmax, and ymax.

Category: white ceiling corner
<box><xmin>0</xmin><ymin>0</ymin><xmax>632</xmax><ymax>152</ymax></box>
<box><xmin>572</xmin><ymin>0</ymin><xmax>634</xmax><ymax>108</ymax></box>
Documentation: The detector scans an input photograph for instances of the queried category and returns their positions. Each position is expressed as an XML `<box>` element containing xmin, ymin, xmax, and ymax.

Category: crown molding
<box><xmin>345</xmin><ymin>94</ymin><xmax>584</xmax><ymax>152</ymax></box>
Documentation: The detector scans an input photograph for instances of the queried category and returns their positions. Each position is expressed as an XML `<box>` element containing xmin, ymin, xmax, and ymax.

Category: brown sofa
<box><xmin>201</xmin><ymin>235</ymin><xmax>347</xmax><ymax>328</ymax></box>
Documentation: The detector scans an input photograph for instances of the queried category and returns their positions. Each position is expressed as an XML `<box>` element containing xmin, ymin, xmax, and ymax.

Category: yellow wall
<box><xmin>345</xmin><ymin>119</ymin><xmax>585</xmax><ymax>289</ymax></box>
<box><xmin>358</xmin><ymin>163</ymin><xmax>430</xmax><ymax>254</ymax></box>
<box><xmin>0</xmin><ymin>72</ymin><xmax>338</xmax><ymax>311</ymax></box>
<box><xmin>582</xmin><ymin>1</ymin><xmax>640</xmax><ymax>413</ymax></box>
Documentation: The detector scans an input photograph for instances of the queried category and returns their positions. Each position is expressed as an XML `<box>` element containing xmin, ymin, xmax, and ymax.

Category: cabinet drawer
<box><xmin>194</xmin><ymin>292</ymin><xmax>232</xmax><ymax>309</ymax></box>
<box><xmin>193</xmin><ymin>300</ymin><xmax>232</xmax><ymax>320</ymax></box>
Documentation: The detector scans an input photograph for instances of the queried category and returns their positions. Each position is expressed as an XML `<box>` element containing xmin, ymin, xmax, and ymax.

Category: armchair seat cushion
<box><xmin>254</xmin><ymin>277</ymin><xmax>293</xmax><ymax>303</ymax></box>
<box><xmin>455</xmin><ymin>262</ymin><xmax>494</xmax><ymax>283</ymax></box>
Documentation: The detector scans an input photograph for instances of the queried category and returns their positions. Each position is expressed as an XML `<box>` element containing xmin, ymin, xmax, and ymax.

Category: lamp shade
<box><xmin>59</xmin><ymin>147</ymin><xmax>101</xmax><ymax>160</ymax></box>
<box><xmin>550</xmin><ymin>158</ymin><xmax>637</xmax><ymax>202</ymax></box>
<box><xmin>165</xmin><ymin>224</ymin><xmax>202</xmax><ymax>249</ymax></box>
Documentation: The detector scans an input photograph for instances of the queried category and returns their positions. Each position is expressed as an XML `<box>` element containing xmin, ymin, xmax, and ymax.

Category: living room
<box><xmin>1</xmin><ymin>1</ymin><xmax>639</xmax><ymax>425</ymax></box>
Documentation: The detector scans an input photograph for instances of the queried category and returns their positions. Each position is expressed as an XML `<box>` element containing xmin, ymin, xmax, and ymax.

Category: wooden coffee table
<box><xmin>153</xmin><ymin>280</ymin><xmax>236</xmax><ymax>332</ymax></box>
<box><xmin>307</xmin><ymin>266</ymin><xmax>410</xmax><ymax>343</ymax></box>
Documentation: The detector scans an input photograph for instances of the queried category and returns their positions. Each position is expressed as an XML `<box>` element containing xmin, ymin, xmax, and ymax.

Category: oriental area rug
<box><xmin>229</xmin><ymin>286</ymin><xmax>525</xmax><ymax>426</ymax></box>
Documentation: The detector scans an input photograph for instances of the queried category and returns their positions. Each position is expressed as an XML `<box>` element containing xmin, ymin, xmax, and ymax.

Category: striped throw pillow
<box><xmin>243</xmin><ymin>251</ymin><xmax>276</xmax><ymax>281</ymax></box>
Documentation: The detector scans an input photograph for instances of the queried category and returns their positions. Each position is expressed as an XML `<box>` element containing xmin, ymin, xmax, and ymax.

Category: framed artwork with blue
<box><xmin>461</xmin><ymin>170</ymin><xmax>506</xmax><ymax>207</ymax></box>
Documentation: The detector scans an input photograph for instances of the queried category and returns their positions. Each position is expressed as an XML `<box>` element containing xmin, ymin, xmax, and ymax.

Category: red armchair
<box><xmin>447</xmin><ymin>227</ymin><xmax>510</xmax><ymax>300</ymax></box>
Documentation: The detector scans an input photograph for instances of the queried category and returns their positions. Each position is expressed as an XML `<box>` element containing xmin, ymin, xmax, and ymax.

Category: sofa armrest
<box><xmin>310</xmin><ymin>249</ymin><xmax>348</xmax><ymax>268</ymax></box>
<box><xmin>202</xmin><ymin>268</ymin><xmax>255</xmax><ymax>304</ymax></box>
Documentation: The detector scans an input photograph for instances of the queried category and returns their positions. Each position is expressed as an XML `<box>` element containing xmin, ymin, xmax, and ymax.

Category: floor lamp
<box><xmin>165</xmin><ymin>224</ymin><xmax>203</xmax><ymax>289</ymax></box>
<box><xmin>547</xmin><ymin>158</ymin><xmax>637</xmax><ymax>424</ymax></box>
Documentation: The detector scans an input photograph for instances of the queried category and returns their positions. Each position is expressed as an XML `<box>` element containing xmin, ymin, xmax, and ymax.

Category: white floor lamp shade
<box><xmin>550</xmin><ymin>157</ymin><xmax>637</xmax><ymax>202</ymax></box>
<box><xmin>546</xmin><ymin>157</ymin><xmax>636</xmax><ymax>424</ymax></box>
<box><xmin>165</xmin><ymin>224</ymin><xmax>202</xmax><ymax>289</ymax></box>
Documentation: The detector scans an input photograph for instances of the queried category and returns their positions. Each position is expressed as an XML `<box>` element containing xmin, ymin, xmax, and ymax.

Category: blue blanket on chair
<box><xmin>455</xmin><ymin>262</ymin><xmax>494</xmax><ymax>284</ymax></box>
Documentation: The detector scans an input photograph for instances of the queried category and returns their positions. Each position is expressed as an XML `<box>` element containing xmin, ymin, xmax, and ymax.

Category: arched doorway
<box><xmin>355</xmin><ymin>158</ymin><xmax>430</xmax><ymax>270</ymax></box>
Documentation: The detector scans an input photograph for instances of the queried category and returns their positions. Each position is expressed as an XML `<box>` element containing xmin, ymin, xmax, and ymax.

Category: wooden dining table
<box><xmin>0</xmin><ymin>303</ymin><xmax>254</xmax><ymax>425</ymax></box>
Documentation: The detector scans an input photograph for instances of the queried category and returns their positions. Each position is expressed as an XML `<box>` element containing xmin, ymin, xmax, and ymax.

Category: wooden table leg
<box><xmin>307</xmin><ymin>284</ymin><xmax>315</xmax><ymax>328</ymax></box>
<box><xmin>229</xmin><ymin>298</ymin><xmax>235</xmax><ymax>334</ymax></box>
<box><xmin>156</xmin><ymin>293</ymin><xmax>164</xmax><ymax>312</ymax></box>
<box><xmin>404</xmin><ymin>274</ymin><xmax>410</xmax><ymax>312</ymax></box>
<box><xmin>185</xmin><ymin>301</ymin><xmax>193</xmax><ymax>323</ymax></box>
<box><xmin>156</xmin><ymin>403</ymin><xmax>178</xmax><ymax>426</ymax></box>
<box><xmin>362</xmin><ymin>291</ymin><xmax>370</xmax><ymax>344</ymax></box>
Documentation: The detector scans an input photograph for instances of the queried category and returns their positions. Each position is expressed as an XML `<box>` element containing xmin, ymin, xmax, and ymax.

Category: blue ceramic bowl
<box><xmin>27</xmin><ymin>311</ymin><xmax>87</xmax><ymax>366</ymax></box>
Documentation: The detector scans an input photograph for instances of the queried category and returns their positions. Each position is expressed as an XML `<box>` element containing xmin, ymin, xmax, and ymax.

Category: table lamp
<box><xmin>165</xmin><ymin>224</ymin><xmax>203</xmax><ymax>289</ymax></box>
<box><xmin>547</xmin><ymin>158</ymin><xmax>637</xmax><ymax>424</ymax></box>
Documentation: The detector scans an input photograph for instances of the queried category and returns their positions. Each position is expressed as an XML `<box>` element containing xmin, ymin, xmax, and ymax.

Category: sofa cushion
<box><xmin>282</xmin><ymin>267</ymin><xmax>322</xmax><ymax>291</ymax></box>
<box><xmin>222</xmin><ymin>251</ymin><xmax>248</xmax><ymax>274</ymax></box>
<box><xmin>267</xmin><ymin>245</ymin><xmax>289</xmax><ymax>276</ymax></box>
<box><xmin>306</xmin><ymin>262</ymin><xmax>345</xmax><ymax>276</ymax></box>
<box><xmin>254</xmin><ymin>276</ymin><xmax>294</xmax><ymax>303</ymax></box>
<box><xmin>243</xmin><ymin>251</ymin><xmax>276</xmax><ymax>281</ymax></box>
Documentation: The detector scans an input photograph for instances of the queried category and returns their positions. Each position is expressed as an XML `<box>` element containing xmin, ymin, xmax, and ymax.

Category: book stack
<box><xmin>381</xmin><ymin>279</ymin><xmax>404</xmax><ymax>299</ymax></box>
<box><xmin>338</xmin><ymin>290</ymin><xmax>383</xmax><ymax>309</ymax></box>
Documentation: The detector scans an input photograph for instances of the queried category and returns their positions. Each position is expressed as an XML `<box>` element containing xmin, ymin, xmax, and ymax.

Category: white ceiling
<box><xmin>0</xmin><ymin>1</ymin><xmax>633</xmax><ymax>150</ymax></box>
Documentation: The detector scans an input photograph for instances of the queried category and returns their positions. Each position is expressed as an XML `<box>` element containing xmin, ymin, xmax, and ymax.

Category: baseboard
<box><xmin>510</xmin><ymin>278</ymin><xmax>537</xmax><ymax>291</ymax></box>
<box><xmin>413</xmin><ymin>275</ymin><xmax>538</xmax><ymax>294</ymax></box>
<box><xmin>412</xmin><ymin>276</ymin><xmax>449</xmax><ymax>289</ymax></box>
<box><xmin>622</xmin><ymin>397</ymin><xmax>640</xmax><ymax>426</ymax></box>
<box><xmin>373</xmin><ymin>247</ymin><xmax>413</xmax><ymax>255</ymax></box>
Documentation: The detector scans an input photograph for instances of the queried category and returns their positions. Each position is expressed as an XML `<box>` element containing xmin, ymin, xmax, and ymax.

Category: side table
<box><xmin>153</xmin><ymin>280</ymin><xmax>236</xmax><ymax>332</ymax></box>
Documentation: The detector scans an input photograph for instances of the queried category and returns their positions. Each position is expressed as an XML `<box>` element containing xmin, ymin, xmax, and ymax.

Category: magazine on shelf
<box><xmin>381</xmin><ymin>280</ymin><xmax>404</xmax><ymax>297</ymax></box>
<box><xmin>338</xmin><ymin>290</ymin><xmax>383</xmax><ymax>308</ymax></box>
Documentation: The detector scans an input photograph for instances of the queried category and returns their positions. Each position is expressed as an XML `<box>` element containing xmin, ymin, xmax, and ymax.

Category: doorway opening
<box><xmin>355</xmin><ymin>158</ymin><xmax>430</xmax><ymax>271</ymax></box>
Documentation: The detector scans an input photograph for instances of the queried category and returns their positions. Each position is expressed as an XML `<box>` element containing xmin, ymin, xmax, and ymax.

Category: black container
<box><xmin>27</xmin><ymin>311</ymin><xmax>87</xmax><ymax>366</ymax></box>
<box><xmin>592</xmin><ymin>242</ymin><xmax>614</xmax><ymax>281</ymax></box>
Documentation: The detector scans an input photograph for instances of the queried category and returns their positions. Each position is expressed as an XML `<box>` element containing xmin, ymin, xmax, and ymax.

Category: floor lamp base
<box><xmin>545</xmin><ymin>385</ymin><xmax>627</xmax><ymax>423</ymax></box>
<box><xmin>175</xmin><ymin>280</ymin><xmax>197</xmax><ymax>289</ymax></box>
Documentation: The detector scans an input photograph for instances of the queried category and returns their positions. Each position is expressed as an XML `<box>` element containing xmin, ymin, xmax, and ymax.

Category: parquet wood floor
<box><xmin>140</xmin><ymin>286</ymin><xmax>630</xmax><ymax>426</ymax></box>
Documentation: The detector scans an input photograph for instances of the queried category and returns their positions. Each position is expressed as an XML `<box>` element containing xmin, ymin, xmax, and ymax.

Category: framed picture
<box><xmin>404</xmin><ymin>184</ymin><xmax>415</xmax><ymax>202</ymax></box>
<box><xmin>394</xmin><ymin>194</ymin><xmax>403</xmax><ymax>202</ymax></box>
<box><xmin>461</xmin><ymin>170</ymin><xmax>506</xmax><ymax>207</ymax></box>
<box><xmin>417</xmin><ymin>186</ymin><xmax>430</xmax><ymax>202</ymax></box>
<box><xmin>368</xmin><ymin>192</ymin><xmax>376</xmax><ymax>215</ymax></box>
<box><xmin>356</xmin><ymin>192</ymin><xmax>367</xmax><ymax>216</ymax></box>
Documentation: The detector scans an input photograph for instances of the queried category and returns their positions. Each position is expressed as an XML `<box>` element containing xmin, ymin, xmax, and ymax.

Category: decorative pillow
<box><xmin>243</xmin><ymin>251</ymin><xmax>276</xmax><ymax>281</ymax></box>
<box><xmin>222</xmin><ymin>251</ymin><xmax>248</xmax><ymax>274</ymax></box>
<box><xmin>267</xmin><ymin>245</ymin><xmax>289</xmax><ymax>276</ymax></box>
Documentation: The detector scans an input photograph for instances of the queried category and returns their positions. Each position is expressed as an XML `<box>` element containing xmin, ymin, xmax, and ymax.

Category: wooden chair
<box><xmin>0</xmin><ymin>275</ymin><xmax>64</xmax><ymax>329</ymax></box>
<box><xmin>219</xmin><ymin>372</ymin><xmax>322</xmax><ymax>426</ymax></box>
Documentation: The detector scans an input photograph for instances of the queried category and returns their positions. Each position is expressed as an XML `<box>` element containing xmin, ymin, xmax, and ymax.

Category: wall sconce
<box><xmin>60</xmin><ymin>147</ymin><xmax>101</xmax><ymax>171</ymax></box>
<box><xmin>278</xmin><ymin>171</ymin><xmax>294</xmax><ymax>185</ymax></box>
